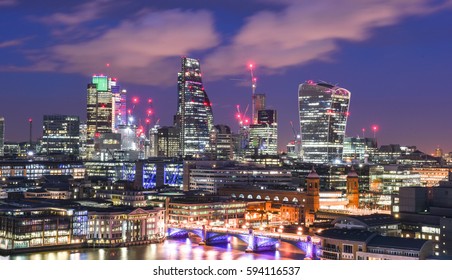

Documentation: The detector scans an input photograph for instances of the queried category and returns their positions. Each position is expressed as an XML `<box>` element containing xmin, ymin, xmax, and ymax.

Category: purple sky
<box><xmin>1</xmin><ymin>0</ymin><xmax>452</xmax><ymax>154</ymax></box>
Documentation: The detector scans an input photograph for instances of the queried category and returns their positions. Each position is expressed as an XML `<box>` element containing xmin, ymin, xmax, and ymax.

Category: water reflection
<box><xmin>2</xmin><ymin>236</ymin><xmax>306</xmax><ymax>260</ymax></box>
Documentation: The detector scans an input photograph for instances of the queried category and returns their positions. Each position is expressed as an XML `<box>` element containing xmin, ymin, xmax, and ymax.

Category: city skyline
<box><xmin>1</xmin><ymin>0</ymin><xmax>452</xmax><ymax>154</ymax></box>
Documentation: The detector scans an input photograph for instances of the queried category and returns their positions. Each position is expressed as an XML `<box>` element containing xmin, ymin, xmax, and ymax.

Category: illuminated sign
<box><xmin>92</xmin><ymin>76</ymin><xmax>108</xmax><ymax>91</ymax></box>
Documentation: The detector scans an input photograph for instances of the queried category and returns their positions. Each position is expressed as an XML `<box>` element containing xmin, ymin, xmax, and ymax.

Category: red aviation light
<box><xmin>147</xmin><ymin>109</ymin><xmax>153</xmax><ymax>115</ymax></box>
<box><xmin>236</xmin><ymin>113</ymin><xmax>241</xmax><ymax>119</ymax></box>
<box><xmin>132</xmin><ymin>97</ymin><xmax>139</xmax><ymax>104</ymax></box>
<box><xmin>148</xmin><ymin>98</ymin><xmax>153</xmax><ymax>103</ymax></box>
<box><xmin>245</xmin><ymin>119</ymin><xmax>249</xmax><ymax>124</ymax></box>
<box><xmin>28</xmin><ymin>118</ymin><xmax>32</xmax><ymax>122</ymax></box>
<box><xmin>249</xmin><ymin>64</ymin><xmax>253</xmax><ymax>69</ymax></box>
<box><xmin>106</xmin><ymin>63</ymin><xmax>110</xmax><ymax>67</ymax></box>
<box><xmin>372</xmin><ymin>125</ymin><xmax>378</xmax><ymax>131</ymax></box>
<box><xmin>127</xmin><ymin>109</ymin><xmax>132</xmax><ymax>114</ymax></box>
<box><xmin>145</xmin><ymin>118</ymin><xmax>151</xmax><ymax>124</ymax></box>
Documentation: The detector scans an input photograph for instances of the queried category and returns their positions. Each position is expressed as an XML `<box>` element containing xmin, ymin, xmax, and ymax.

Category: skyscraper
<box><xmin>41</xmin><ymin>115</ymin><xmax>80</xmax><ymax>156</ymax></box>
<box><xmin>87</xmin><ymin>75</ymin><xmax>114</xmax><ymax>138</ymax></box>
<box><xmin>248</xmin><ymin>109</ymin><xmax>278</xmax><ymax>156</ymax></box>
<box><xmin>252</xmin><ymin>93</ymin><xmax>266</xmax><ymax>125</ymax></box>
<box><xmin>86</xmin><ymin>75</ymin><xmax>114</xmax><ymax>159</ymax></box>
<box><xmin>0</xmin><ymin>117</ymin><xmax>4</xmax><ymax>157</ymax></box>
<box><xmin>176</xmin><ymin>57</ymin><xmax>213</xmax><ymax>157</ymax></box>
<box><xmin>209</xmin><ymin>124</ymin><xmax>234</xmax><ymax>160</ymax></box>
<box><xmin>298</xmin><ymin>80</ymin><xmax>351</xmax><ymax>163</ymax></box>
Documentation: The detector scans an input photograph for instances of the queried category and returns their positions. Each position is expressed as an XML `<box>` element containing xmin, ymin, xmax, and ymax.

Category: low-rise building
<box><xmin>316</xmin><ymin>228</ymin><xmax>433</xmax><ymax>260</ymax></box>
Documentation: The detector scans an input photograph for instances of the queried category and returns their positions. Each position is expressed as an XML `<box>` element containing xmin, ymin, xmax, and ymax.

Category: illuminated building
<box><xmin>79</xmin><ymin>122</ymin><xmax>87</xmax><ymax>159</ymax></box>
<box><xmin>252</xmin><ymin>93</ymin><xmax>266</xmax><ymax>124</ymax></box>
<box><xmin>346</xmin><ymin>168</ymin><xmax>359</xmax><ymax>208</ymax></box>
<box><xmin>87</xmin><ymin>207</ymin><xmax>165</xmax><ymax>245</ymax></box>
<box><xmin>304</xmin><ymin>168</ymin><xmax>320</xmax><ymax>226</ymax></box>
<box><xmin>184</xmin><ymin>161</ymin><xmax>293</xmax><ymax>193</ymax></box>
<box><xmin>0</xmin><ymin>206</ymin><xmax>81</xmax><ymax>252</ymax></box>
<box><xmin>41</xmin><ymin>115</ymin><xmax>80</xmax><ymax>157</ymax></box>
<box><xmin>0</xmin><ymin>117</ymin><xmax>4</xmax><ymax>157</ymax></box>
<box><xmin>175</xmin><ymin>57</ymin><xmax>214</xmax><ymax>157</ymax></box>
<box><xmin>157</xmin><ymin>126</ymin><xmax>180</xmax><ymax>158</ymax></box>
<box><xmin>316</xmin><ymin>228</ymin><xmax>432</xmax><ymax>260</ymax></box>
<box><xmin>369</xmin><ymin>165</ymin><xmax>421</xmax><ymax>194</ymax></box>
<box><xmin>411</xmin><ymin>167</ymin><xmax>452</xmax><ymax>187</ymax></box>
<box><xmin>209</xmin><ymin>124</ymin><xmax>233</xmax><ymax>160</ymax></box>
<box><xmin>248</xmin><ymin>109</ymin><xmax>278</xmax><ymax>156</ymax></box>
<box><xmin>342</xmin><ymin>137</ymin><xmax>377</xmax><ymax>163</ymax></box>
<box><xmin>166</xmin><ymin>196</ymin><xmax>246</xmax><ymax>227</ymax></box>
<box><xmin>394</xmin><ymin>184</ymin><xmax>452</xmax><ymax>257</ymax></box>
<box><xmin>434</xmin><ymin>146</ymin><xmax>443</xmax><ymax>158</ymax></box>
<box><xmin>111</xmin><ymin>81</ymin><xmax>127</xmax><ymax>129</ymax></box>
<box><xmin>85</xmin><ymin>159</ymin><xmax>183</xmax><ymax>190</ymax></box>
<box><xmin>298</xmin><ymin>81</ymin><xmax>351</xmax><ymax>164</ymax></box>
<box><xmin>148</xmin><ymin>124</ymin><xmax>159</xmax><ymax>157</ymax></box>
<box><xmin>0</xmin><ymin>160</ymin><xmax>85</xmax><ymax>180</ymax></box>
<box><xmin>86</xmin><ymin>75</ymin><xmax>114</xmax><ymax>159</ymax></box>
<box><xmin>232</xmin><ymin>126</ymin><xmax>250</xmax><ymax>160</ymax></box>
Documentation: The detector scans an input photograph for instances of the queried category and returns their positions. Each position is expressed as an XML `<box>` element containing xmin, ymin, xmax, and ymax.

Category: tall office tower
<box><xmin>298</xmin><ymin>80</ymin><xmax>351</xmax><ymax>164</ymax></box>
<box><xmin>157</xmin><ymin>126</ymin><xmax>180</xmax><ymax>157</ymax></box>
<box><xmin>176</xmin><ymin>57</ymin><xmax>213</xmax><ymax>157</ymax></box>
<box><xmin>209</xmin><ymin>125</ymin><xmax>234</xmax><ymax>160</ymax></box>
<box><xmin>110</xmin><ymin>78</ymin><xmax>127</xmax><ymax>129</ymax></box>
<box><xmin>0</xmin><ymin>117</ymin><xmax>4</xmax><ymax>157</ymax></box>
<box><xmin>79</xmin><ymin>122</ymin><xmax>87</xmax><ymax>159</ymax></box>
<box><xmin>148</xmin><ymin>124</ymin><xmax>160</xmax><ymax>157</ymax></box>
<box><xmin>86</xmin><ymin>75</ymin><xmax>115</xmax><ymax>159</ymax></box>
<box><xmin>41</xmin><ymin>115</ymin><xmax>80</xmax><ymax>156</ymax></box>
<box><xmin>252</xmin><ymin>93</ymin><xmax>266</xmax><ymax>124</ymax></box>
<box><xmin>248</xmin><ymin>109</ymin><xmax>278</xmax><ymax>156</ymax></box>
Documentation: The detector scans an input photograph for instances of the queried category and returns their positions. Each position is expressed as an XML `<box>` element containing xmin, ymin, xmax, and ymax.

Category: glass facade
<box><xmin>298</xmin><ymin>81</ymin><xmax>351</xmax><ymax>163</ymax></box>
<box><xmin>41</xmin><ymin>115</ymin><xmax>80</xmax><ymax>156</ymax></box>
<box><xmin>176</xmin><ymin>57</ymin><xmax>213</xmax><ymax>157</ymax></box>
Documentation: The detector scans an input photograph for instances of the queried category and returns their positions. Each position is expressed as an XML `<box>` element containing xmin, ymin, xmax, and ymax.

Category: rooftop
<box><xmin>367</xmin><ymin>235</ymin><xmax>429</xmax><ymax>251</ymax></box>
<box><xmin>316</xmin><ymin>228</ymin><xmax>376</xmax><ymax>242</ymax></box>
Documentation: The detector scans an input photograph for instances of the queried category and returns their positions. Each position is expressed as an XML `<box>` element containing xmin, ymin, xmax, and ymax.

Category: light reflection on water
<box><xmin>1</xmin><ymin>236</ymin><xmax>306</xmax><ymax>260</ymax></box>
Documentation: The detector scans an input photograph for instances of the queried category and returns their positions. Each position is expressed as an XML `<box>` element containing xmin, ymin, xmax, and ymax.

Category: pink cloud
<box><xmin>0</xmin><ymin>0</ymin><xmax>16</xmax><ymax>7</ymax></box>
<box><xmin>0</xmin><ymin>38</ymin><xmax>25</xmax><ymax>48</ymax></box>
<box><xmin>37</xmin><ymin>0</ymin><xmax>112</xmax><ymax>25</ymax></box>
<box><xmin>204</xmin><ymin>0</ymin><xmax>452</xmax><ymax>78</ymax></box>
<box><xmin>17</xmin><ymin>9</ymin><xmax>219</xmax><ymax>86</ymax></box>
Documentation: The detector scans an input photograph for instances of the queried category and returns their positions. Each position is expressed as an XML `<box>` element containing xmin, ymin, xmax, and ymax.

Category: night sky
<box><xmin>1</xmin><ymin>0</ymin><xmax>452</xmax><ymax>154</ymax></box>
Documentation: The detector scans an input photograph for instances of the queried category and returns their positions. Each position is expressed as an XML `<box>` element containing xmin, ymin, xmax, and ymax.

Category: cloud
<box><xmin>0</xmin><ymin>38</ymin><xmax>26</xmax><ymax>48</ymax></box>
<box><xmin>15</xmin><ymin>9</ymin><xmax>219</xmax><ymax>86</ymax></box>
<box><xmin>204</xmin><ymin>0</ymin><xmax>452</xmax><ymax>78</ymax></box>
<box><xmin>0</xmin><ymin>0</ymin><xmax>16</xmax><ymax>7</ymax></box>
<box><xmin>37</xmin><ymin>0</ymin><xmax>112</xmax><ymax>26</ymax></box>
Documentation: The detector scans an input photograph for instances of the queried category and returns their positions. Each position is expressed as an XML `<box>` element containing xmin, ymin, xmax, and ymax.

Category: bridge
<box><xmin>167</xmin><ymin>225</ymin><xmax>320</xmax><ymax>259</ymax></box>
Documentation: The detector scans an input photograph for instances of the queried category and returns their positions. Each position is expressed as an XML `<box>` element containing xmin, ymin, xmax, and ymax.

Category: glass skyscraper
<box><xmin>41</xmin><ymin>115</ymin><xmax>80</xmax><ymax>156</ymax></box>
<box><xmin>176</xmin><ymin>57</ymin><xmax>213</xmax><ymax>157</ymax></box>
<box><xmin>298</xmin><ymin>80</ymin><xmax>351</xmax><ymax>163</ymax></box>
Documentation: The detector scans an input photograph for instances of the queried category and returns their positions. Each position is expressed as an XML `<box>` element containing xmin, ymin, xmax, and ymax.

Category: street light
<box><xmin>297</xmin><ymin>227</ymin><xmax>302</xmax><ymax>241</ymax></box>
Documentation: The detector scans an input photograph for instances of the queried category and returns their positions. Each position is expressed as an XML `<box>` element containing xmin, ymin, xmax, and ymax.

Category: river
<box><xmin>0</xmin><ymin>236</ymin><xmax>307</xmax><ymax>260</ymax></box>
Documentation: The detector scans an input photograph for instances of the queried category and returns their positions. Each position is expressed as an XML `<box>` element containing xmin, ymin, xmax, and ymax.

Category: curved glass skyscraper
<box><xmin>298</xmin><ymin>80</ymin><xmax>351</xmax><ymax>164</ymax></box>
<box><xmin>176</xmin><ymin>57</ymin><xmax>213</xmax><ymax>157</ymax></box>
